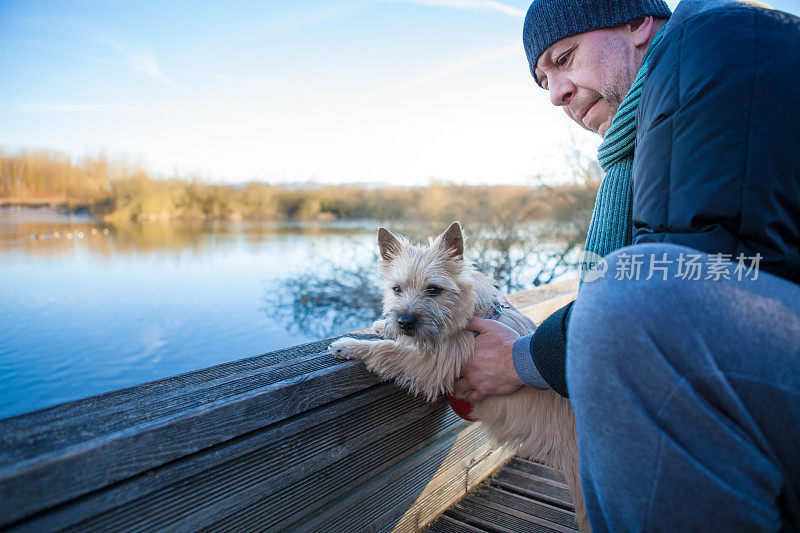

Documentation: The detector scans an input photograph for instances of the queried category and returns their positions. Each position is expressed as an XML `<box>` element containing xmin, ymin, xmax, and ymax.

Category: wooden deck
<box><xmin>425</xmin><ymin>457</ymin><xmax>579</xmax><ymax>533</ymax></box>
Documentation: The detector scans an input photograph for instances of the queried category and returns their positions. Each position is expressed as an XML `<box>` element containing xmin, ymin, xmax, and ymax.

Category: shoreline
<box><xmin>0</xmin><ymin>195</ymin><xmax>69</xmax><ymax>208</ymax></box>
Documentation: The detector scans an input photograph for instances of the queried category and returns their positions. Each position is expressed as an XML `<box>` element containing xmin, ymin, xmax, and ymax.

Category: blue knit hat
<box><xmin>523</xmin><ymin>0</ymin><xmax>672</xmax><ymax>86</ymax></box>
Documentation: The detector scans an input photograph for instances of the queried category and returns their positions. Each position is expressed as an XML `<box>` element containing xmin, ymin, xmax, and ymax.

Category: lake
<box><xmin>0</xmin><ymin>207</ymin><xmax>381</xmax><ymax>420</ymax></box>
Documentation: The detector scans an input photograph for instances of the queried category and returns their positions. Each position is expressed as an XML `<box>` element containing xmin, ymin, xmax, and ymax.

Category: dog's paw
<box><xmin>328</xmin><ymin>337</ymin><xmax>359</xmax><ymax>360</ymax></box>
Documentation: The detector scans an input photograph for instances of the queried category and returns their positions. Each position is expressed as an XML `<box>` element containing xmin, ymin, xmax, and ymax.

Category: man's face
<box><xmin>535</xmin><ymin>28</ymin><xmax>635</xmax><ymax>137</ymax></box>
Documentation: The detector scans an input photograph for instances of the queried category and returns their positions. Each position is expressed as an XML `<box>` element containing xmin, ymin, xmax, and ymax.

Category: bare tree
<box><xmin>269</xmin><ymin>146</ymin><xmax>601</xmax><ymax>334</ymax></box>
<box><xmin>426</xmin><ymin>146</ymin><xmax>600</xmax><ymax>292</ymax></box>
<box><xmin>522</xmin><ymin>145</ymin><xmax>601</xmax><ymax>287</ymax></box>
<box><xmin>266</xmin><ymin>250</ymin><xmax>383</xmax><ymax>339</ymax></box>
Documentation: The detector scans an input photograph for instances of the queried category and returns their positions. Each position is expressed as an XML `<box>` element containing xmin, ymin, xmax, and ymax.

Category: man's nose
<box><xmin>548</xmin><ymin>75</ymin><xmax>575</xmax><ymax>107</ymax></box>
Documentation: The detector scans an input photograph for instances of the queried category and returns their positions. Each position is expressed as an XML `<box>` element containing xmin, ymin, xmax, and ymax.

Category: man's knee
<box><xmin>567</xmin><ymin>259</ymin><xmax>642</xmax><ymax>400</ymax></box>
<box><xmin>567</xmin><ymin>244</ymin><xmax>691</xmax><ymax>398</ymax></box>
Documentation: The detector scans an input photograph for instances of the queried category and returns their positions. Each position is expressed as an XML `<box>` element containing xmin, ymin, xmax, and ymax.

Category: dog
<box><xmin>328</xmin><ymin>222</ymin><xmax>587</xmax><ymax>531</ymax></box>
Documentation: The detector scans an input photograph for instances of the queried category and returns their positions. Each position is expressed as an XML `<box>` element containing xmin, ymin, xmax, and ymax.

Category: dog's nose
<box><xmin>397</xmin><ymin>314</ymin><xmax>417</xmax><ymax>331</ymax></box>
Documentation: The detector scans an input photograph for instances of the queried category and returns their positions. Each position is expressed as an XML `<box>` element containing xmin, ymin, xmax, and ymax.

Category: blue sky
<box><xmin>1</xmin><ymin>0</ymin><xmax>797</xmax><ymax>185</ymax></box>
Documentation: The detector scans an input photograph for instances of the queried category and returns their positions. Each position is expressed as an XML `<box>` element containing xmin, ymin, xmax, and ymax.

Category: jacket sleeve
<box><xmin>511</xmin><ymin>301</ymin><xmax>573</xmax><ymax>398</ymax></box>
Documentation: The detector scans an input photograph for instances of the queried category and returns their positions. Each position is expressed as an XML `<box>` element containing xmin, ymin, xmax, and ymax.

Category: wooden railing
<box><xmin>0</xmin><ymin>279</ymin><xmax>577</xmax><ymax>532</ymax></box>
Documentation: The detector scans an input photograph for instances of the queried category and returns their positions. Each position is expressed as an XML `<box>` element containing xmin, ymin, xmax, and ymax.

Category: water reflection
<box><xmin>0</xmin><ymin>207</ymin><xmax>380</xmax><ymax>419</ymax></box>
<box><xmin>0</xmin><ymin>206</ymin><xmax>374</xmax><ymax>258</ymax></box>
<box><xmin>266</xmin><ymin>250</ymin><xmax>383</xmax><ymax>339</ymax></box>
<box><xmin>0</xmin><ymin>207</ymin><xmax>579</xmax><ymax>419</ymax></box>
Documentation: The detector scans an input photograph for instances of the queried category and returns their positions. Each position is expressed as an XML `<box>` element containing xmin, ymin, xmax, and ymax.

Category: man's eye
<box><xmin>537</xmin><ymin>73</ymin><xmax>547</xmax><ymax>89</ymax></box>
<box><xmin>556</xmin><ymin>51</ymin><xmax>571</xmax><ymax>67</ymax></box>
<box><xmin>425</xmin><ymin>286</ymin><xmax>443</xmax><ymax>297</ymax></box>
<box><xmin>393</xmin><ymin>286</ymin><xmax>402</xmax><ymax>295</ymax></box>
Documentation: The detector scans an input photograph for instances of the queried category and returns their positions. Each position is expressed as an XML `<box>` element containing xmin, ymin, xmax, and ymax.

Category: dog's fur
<box><xmin>328</xmin><ymin>222</ymin><xmax>587</xmax><ymax>531</ymax></box>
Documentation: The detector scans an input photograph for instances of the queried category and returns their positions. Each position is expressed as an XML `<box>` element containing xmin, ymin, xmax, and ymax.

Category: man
<box><xmin>454</xmin><ymin>0</ymin><xmax>800</xmax><ymax>530</ymax></box>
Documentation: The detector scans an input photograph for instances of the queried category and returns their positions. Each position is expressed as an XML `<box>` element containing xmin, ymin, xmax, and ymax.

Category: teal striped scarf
<box><xmin>581</xmin><ymin>28</ymin><xmax>665</xmax><ymax>277</ymax></box>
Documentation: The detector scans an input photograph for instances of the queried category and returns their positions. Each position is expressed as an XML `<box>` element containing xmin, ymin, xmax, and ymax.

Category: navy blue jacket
<box><xmin>525</xmin><ymin>2</ymin><xmax>800</xmax><ymax>398</ymax></box>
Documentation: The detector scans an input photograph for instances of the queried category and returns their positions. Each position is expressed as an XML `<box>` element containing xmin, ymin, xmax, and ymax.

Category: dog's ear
<box><xmin>378</xmin><ymin>227</ymin><xmax>402</xmax><ymax>261</ymax></box>
<box><xmin>439</xmin><ymin>221</ymin><xmax>464</xmax><ymax>260</ymax></box>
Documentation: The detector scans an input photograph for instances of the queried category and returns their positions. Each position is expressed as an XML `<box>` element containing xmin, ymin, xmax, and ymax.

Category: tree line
<box><xmin>0</xmin><ymin>148</ymin><xmax>597</xmax><ymax>225</ymax></box>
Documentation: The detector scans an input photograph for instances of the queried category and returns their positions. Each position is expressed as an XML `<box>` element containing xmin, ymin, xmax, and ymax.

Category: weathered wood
<box><xmin>11</xmin><ymin>384</ymin><xmax>452</xmax><ymax>532</ymax></box>
<box><xmin>425</xmin><ymin>516</ymin><xmax>489</xmax><ymax>533</ymax></box>
<box><xmin>385</xmin><ymin>438</ymin><xmax>512</xmax><ymax>533</ymax></box>
<box><xmin>476</xmin><ymin>486</ymin><xmax>577</xmax><ymax>530</ymax></box>
<box><xmin>1</xmin><ymin>340</ymin><xmax>360</xmax><ymax>457</ymax></box>
<box><xmin>446</xmin><ymin>490</ymin><xmax>577</xmax><ymax>533</ymax></box>
<box><xmin>509</xmin><ymin>279</ymin><xmax>577</xmax><ymax>324</ymax></box>
<box><xmin>199</xmin><ymin>407</ymin><xmax>469</xmax><ymax>532</ymax></box>
<box><xmin>282</xmin><ymin>423</ymin><xmax>512</xmax><ymax>533</ymax></box>
<box><xmin>0</xmin><ymin>278</ymin><xmax>579</xmax><ymax>532</ymax></box>
<box><xmin>505</xmin><ymin>458</ymin><xmax>568</xmax><ymax>485</ymax></box>
<box><xmin>428</xmin><ymin>456</ymin><xmax>581</xmax><ymax>533</ymax></box>
<box><xmin>0</xmin><ymin>336</ymin><xmax>383</xmax><ymax>527</ymax></box>
<box><xmin>491</xmin><ymin>465</ymin><xmax>574</xmax><ymax>511</ymax></box>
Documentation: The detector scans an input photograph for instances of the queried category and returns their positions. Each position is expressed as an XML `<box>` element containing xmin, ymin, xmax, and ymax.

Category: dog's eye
<box><xmin>393</xmin><ymin>286</ymin><xmax>402</xmax><ymax>295</ymax></box>
<box><xmin>425</xmin><ymin>286</ymin><xmax>443</xmax><ymax>297</ymax></box>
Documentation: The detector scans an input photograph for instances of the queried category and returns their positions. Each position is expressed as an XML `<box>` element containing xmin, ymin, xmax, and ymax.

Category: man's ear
<box><xmin>438</xmin><ymin>221</ymin><xmax>464</xmax><ymax>260</ymax></box>
<box><xmin>628</xmin><ymin>15</ymin><xmax>655</xmax><ymax>48</ymax></box>
<box><xmin>378</xmin><ymin>228</ymin><xmax>402</xmax><ymax>261</ymax></box>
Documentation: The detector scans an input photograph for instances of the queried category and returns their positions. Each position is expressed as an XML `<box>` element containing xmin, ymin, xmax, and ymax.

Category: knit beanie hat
<box><xmin>523</xmin><ymin>0</ymin><xmax>672</xmax><ymax>86</ymax></box>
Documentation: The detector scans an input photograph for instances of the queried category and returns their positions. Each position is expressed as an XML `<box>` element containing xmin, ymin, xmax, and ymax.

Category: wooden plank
<box><xmin>385</xmin><ymin>442</ymin><xmax>513</xmax><ymax>533</ymax></box>
<box><xmin>520</xmin><ymin>292</ymin><xmax>576</xmax><ymax>324</ymax></box>
<box><xmin>445</xmin><ymin>488</ymin><xmax>577</xmax><ymax>533</ymax></box>
<box><xmin>0</xmin><ymin>337</ymin><xmax>383</xmax><ymax>527</ymax></box>
<box><xmin>474</xmin><ymin>485</ymin><xmax>578</xmax><ymax>531</ymax></box>
<box><xmin>424</xmin><ymin>515</ymin><xmax>490</xmax><ymax>533</ymax></box>
<box><xmin>196</xmin><ymin>409</ymin><xmax>470</xmax><ymax>532</ymax></box>
<box><xmin>427</xmin><ymin>458</ymin><xmax>579</xmax><ymax>533</ymax></box>
<box><xmin>6</xmin><ymin>384</ymin><xmax>460</xmax><ymax>532</ymax></box>
<box><xmin>504</xmin><ymin>458</ymin><xmax>567</xmax><ymax>484</ymax></box>
<box><xmin>490</xmin><ymin>467</ymin><xmax>574</xmax><ymax>511</ymax></box>
<box><xmin>278</xmin><ymin>424</ymin><xmax>513</xmax><ymax>533</ymax></box>
<box><xmin>1</xmin><ymin>338</ymin><xmax>370</xmax><ymax>459</ymax></box>
<box><xmin>443</xmin><ymin>507</ymin><xmax>531</xmax><ymax>533</ymax></box>
<box><xmin>508</xmin><ymin>279</ymin><xmax>577</xmax><ymax>319</ymax></box>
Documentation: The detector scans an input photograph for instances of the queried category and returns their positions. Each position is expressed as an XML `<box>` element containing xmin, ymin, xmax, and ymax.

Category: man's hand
<box><xmin>453</xmin><ymin>317</ymin><xmax>525</xmax><ymax>403</ymax></box>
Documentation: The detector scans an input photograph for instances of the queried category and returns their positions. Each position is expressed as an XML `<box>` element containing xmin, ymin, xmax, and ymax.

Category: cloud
<box><xmin>397</xmin><ymin>44</ymin><xmax>521</xmax><ymax>90</ymax></box>
<box><xmin>105</xmin><ymin>40</ymin><xmax>180</xmax><ymax>88</ymax></box>
<box><xmin>0</xmin><ymin>101</ymin><xmax>122</xmax><ymax>113</ymax></box>
<box><xmin>0</xmin><ymin>99</ymin><xmax>205</xmax><ymax>114</ymax></box>
<box><xmin>373</xmin><ymin>0</ymin><xmax>525</xmax><ymax>18</ymax></box>
<box><xmin>173</xmin><ymin>69</ymin><xmax>275</xmax><ymax>89</ymax></box>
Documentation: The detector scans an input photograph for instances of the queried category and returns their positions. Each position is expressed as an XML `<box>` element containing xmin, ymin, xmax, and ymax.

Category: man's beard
<box><xmin>603</xmin><ymin>68</ymin><xmax>633</xmax><ymax>119</ymax></box>
<box><xmin>570</xmin><ymin>56</ymin><xmax>633</xmax><ymax>136</ymax></box>
<box><xmin>598</xmin><ymin>45</ymin><xmax>635</xmax><ymax>134</ymax></box>
<box><xmin>600</xmin><ymin>86</ymin><xmax>625</xmax><ymax>124</ymax></box>
<box><xmin>569</xmin><ymin>89</ymin><xmax>622</xmax><ymax>135</ymax></box>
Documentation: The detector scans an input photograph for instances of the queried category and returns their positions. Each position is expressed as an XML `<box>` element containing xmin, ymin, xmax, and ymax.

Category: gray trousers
<box><xmin>567</xmin><ymin>243</ymin><xmax>800</xmax><ymax>532</ymax></box>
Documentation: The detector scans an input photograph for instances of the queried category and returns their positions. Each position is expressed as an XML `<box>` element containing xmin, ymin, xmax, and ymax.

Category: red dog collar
<box><xmin>447</xmin><ymin>393</ymin><xmax>476</xmax><ymax>422</ymax></box>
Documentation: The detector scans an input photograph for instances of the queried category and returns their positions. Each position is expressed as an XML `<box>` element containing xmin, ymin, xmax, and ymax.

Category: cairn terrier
<box><xmin>328</xmin><ymin>222</ymin><xmax>586</xmax><ymax>532</ymax></box>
